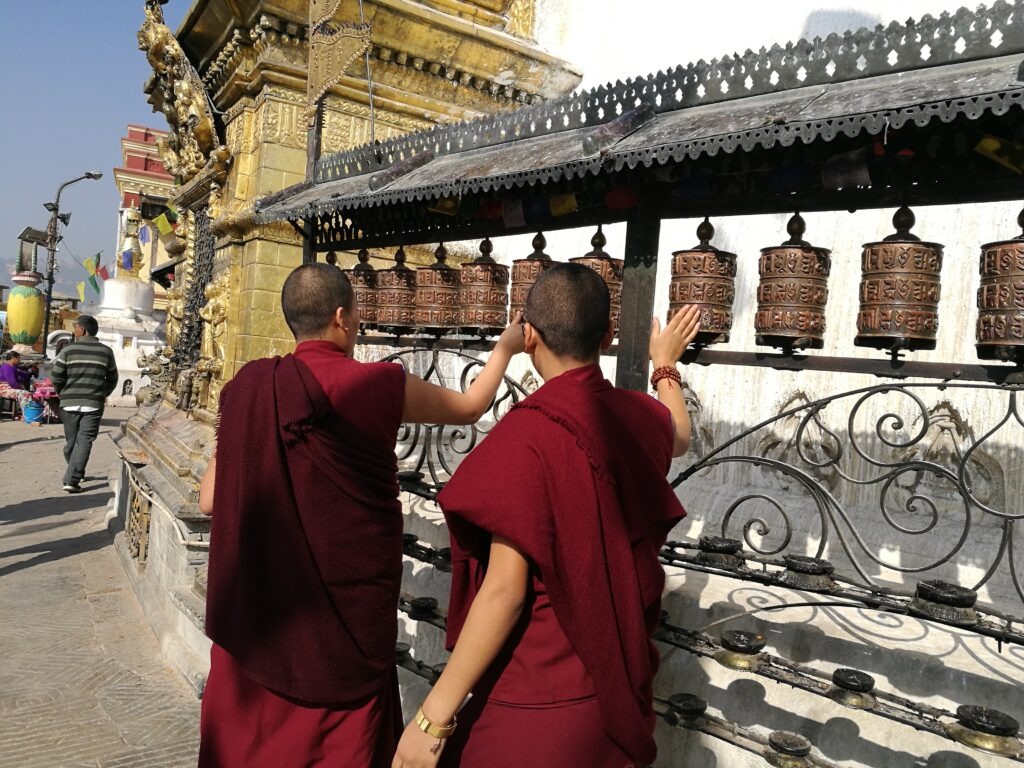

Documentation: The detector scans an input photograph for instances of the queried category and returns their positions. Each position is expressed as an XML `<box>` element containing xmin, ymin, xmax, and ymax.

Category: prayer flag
<box><xmin>524</xmin><ymin>197</ymin><xmax>550</xmax><ymax>223</ymax></box>
<box><xmin>976</xmin><ymin>134</ymin><xmax>1024</xmax><ymax>174</ymax></box>
<box><xmin>165</xmin><ymin>203</ymin><xmax>179</xmax><ymax>223</ymax></box>
<box><xmin>98</xmin><ymin>265</ymin><xmax>110</xmax><ymax>280</ymax></box>
<box><xmin>154</xmin><ymin>213</ymin><xmax>174</xmax><ymax>235</ymax></box>
<box><xmin>122</xmin><ymin>249</ymin><xmax>134</xmax><ymax>270</ymax></box>
<box><xmin>138</xmin><ymin>224</ymin><xmax>151</xmax><ymax>245</ymax></box>
<box><xmin>478</xmin><ymin>199</ymin><xmax>503</xmax><ymax>220</ymax></box>
<box><xmin>428</xmin><ymin>197</ymin><xmax>459</xmax><ymax>216</ymax></box>
<box><xmin>502</xmin><ymin>199</ymin><xmax>525</xmax><ymax>228</ymax></box>
<box><xmin>604</xmin><ymin>187</ymin><xmax>638</xmax><ymax>209</ymax></box>
<box><xmin>88</xmin><ymin>275</ymin><xmax>99</xmax><ymax>294</ymax></box>
<box><xmin>549</xmin><ymin>193</ymin><xmax>578</xmax><ymax>217</ymax></box>
<box><xmin>84</xmin><ymin>256</ymin><xmax>97</xmax><ymax>276</ymax></box>
<box><xmin>76</xmin><ymin>282</ymin><xmax>86</xmax><ymax>302</ymax></box>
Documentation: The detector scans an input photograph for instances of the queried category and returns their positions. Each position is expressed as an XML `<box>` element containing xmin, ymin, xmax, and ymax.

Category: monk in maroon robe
<box><xmin>393</xmin><ymin>263</ymin><xmax>701</xmax><ymax>768</ymax></box>
<box><xmin>198</xmin><ymin>263</ymin><xmax>525</xmax><ymax>768</ymax></box>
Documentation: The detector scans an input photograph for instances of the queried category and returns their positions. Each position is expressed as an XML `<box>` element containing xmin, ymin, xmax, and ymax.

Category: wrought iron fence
<box><xmin>380</xmin><ymin>345</ymin><xmax>1024</xmax><ymax>618</ymax></box>
<box><xmin>174</xmin><ymin>208</ymin><xmax>216</xmax><ymax>369</ymax></box>
<box><xmin>671</xmin><ymin>381</ymin><xmax>1024</xmax><ymax>616</ymax></box>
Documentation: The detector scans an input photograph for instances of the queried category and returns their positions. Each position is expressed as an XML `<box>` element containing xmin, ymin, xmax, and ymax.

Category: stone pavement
<box><xmin>0</xmin><ymin>409</ymin><xmax>201</xmax><ymax>768</ymax></box>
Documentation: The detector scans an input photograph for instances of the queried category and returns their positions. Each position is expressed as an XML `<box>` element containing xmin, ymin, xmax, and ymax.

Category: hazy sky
<box><xmin>0</xmin><ymin>1</ymin><xmax>187</xmax><ymax>297</ymax></box>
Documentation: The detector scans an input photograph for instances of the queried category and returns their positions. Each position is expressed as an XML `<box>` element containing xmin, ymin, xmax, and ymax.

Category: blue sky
<box><xmin>0</xmin><ymin>1</ymin><xmax>188</xmax><ymax>297</ymax></box>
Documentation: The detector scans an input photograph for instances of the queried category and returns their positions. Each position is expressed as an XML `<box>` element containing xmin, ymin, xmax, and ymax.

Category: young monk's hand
<box><xmin>495</xmin><ymin>310</ymin><xmax>526</xmax><ymax>356</ymax></box>
<box><xmin>650</xmin><ymin>305</ymin><xmax>701</xmax><ymax>367</ymax></box>
<box><xmin>392</xmin><ymin>719</ymin><xmax>446</xmax><ymax>768</ymax></box>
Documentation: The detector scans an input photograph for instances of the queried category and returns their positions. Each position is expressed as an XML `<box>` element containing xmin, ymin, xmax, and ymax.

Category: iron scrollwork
<box><xmin>671</xmin><ymin>382</ymin><xmax>1024</xmax><ymax>613</ymax></box>
<box><xmin>373</xmin><ymin>348</ymin><xmax>531</xmax><ymax>496</ymax></box>
<box><xmin>176</xmin><ymin>208</ymin><xmax>216</xmax><ymax>371</ymax></box>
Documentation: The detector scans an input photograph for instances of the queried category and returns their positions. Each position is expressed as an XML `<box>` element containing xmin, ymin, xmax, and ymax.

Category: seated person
<box><xmin>0</xmin><ymin>351</ymin><xmax>34</xmax><ymax>413</ymax></box>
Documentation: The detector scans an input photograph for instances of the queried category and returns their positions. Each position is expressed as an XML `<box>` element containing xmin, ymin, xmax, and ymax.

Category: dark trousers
<box><xmin>61</xmin><ymin>408</ymin><xmax>104</xmax><ymax>485</ymax></box>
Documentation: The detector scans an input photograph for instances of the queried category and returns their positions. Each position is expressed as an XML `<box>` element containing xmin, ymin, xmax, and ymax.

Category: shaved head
<box><xmin>525</xmin><ymin>262</ymin><xmax>610</xmax><ymax>360</ymax></box>
<box><xmin>281</xmin><ymin>263</ymin><xmax>354</xmax><ymax>339</ymax></box>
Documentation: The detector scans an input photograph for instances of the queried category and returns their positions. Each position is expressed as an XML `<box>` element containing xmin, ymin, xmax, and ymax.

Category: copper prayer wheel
<box><xmin>415</xmin><ymin>244</ymin><xmax>461</xmax><ymax>333</ymax></box>
<box><xmin>571</xmin><ymin>226</ymin><xmax>624</xmax><ymax>336</ymax></box>
<box><xmin>511</xmin><ymin>233</ymin><xmax>555</xmax><ymax>318</ymax></box>
<box><xmin>977</xmin><ymin>208</ymin><xmax>1024</xmax><ymax>363</ymax></box>
<box><xmin>376</xmin><ymin>246</ymin><xmax>416</xmax><ymax>333</ymax></box>
<box><xmin>669</xmin><ymin>218</ymin><xmax>737</xmax><ymax>345</ymax></box>
<box><xmin>856</xmin><ymin>206</ymin><xmax>943</xmax><ymax>352</ymax></box>
<box><xmin>755</xmin><ymin>213</ymin><xmax>831</xmax><ymax>350</ymax></box>
<box><xmin>458</xmin><ymin>238</ymin><xmax>509</xmax><ymax>336</ymax></box>
<box><xmin>342</xmin><ymin>249</ymin><xmax>378</xmax><ymax>330</ymax></box>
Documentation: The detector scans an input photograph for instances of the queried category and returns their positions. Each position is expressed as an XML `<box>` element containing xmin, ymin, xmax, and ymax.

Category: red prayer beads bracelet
<box><xmin>650</xmin><ymin>365</ymin><xmax>682</xmax><ymax>391</ymax></box>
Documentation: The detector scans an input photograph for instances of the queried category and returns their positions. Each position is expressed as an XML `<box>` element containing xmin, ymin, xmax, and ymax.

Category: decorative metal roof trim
<box><xmin>255</xmin><ymin>86</ymin><xmax>1023</xmax><ymax>223</ymax></box>
<box><xmin>313</xmin><ymin>0</ymin><xmax>1024</xmax><ymax>184</ymax></box>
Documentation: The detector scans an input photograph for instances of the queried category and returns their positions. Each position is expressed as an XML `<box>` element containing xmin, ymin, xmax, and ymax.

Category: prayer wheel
<box><xmin>510</xmin><ymin>233</ymin><xmax>554</xmax><ymax>318</ymax></box>
<box><xmin>6</xmin><ymin>271</ymin><xmax>45</xmax><ymax>349</ymax></box>
<box><xmin>976</xmin><ymin>208</ymin><xmax>1024</xmax><ymax>363</ymax></box>
<box><xmin>376</xmin><ymin>247</ymin><xmax>416</xmax><ymax>333</ymax></box>
<box><xmin>459</xmin><ymin>238</ymin><xmax>509</xmax><ymax>336</ymax></box>
<box><xmin>669</xmin><ymin>218</ymin><xmax>737</xmax><ymax>345</ymax></box>
<box><xmin>415</xmin><ymin>244</ymin><xmax>461</xmax><ymax>333</ymax></box>
<box><xmin>342</xmin><ymin>249</ymin><xmax>378</xmax><ymax>330</ymax></box>
<box><xmin>856</xmin><ymin>206</ymin><xmax>943</xmax><ymax>352</ymax></box>
<box><xmin>755</xmin><ymin>213</ymin><xmax>831</xmax><ymax>350</ymax></box>
<box><xmin>571</xmin><ymin>226</ymin><xmax>624</xmax><ymax>337</ymax></box>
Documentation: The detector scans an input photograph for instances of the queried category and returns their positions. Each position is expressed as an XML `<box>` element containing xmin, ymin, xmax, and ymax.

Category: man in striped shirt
<box><xmin>51</xmin><ymin>315</ymin><xmax>118</xmax><ymax>493</ymax></box>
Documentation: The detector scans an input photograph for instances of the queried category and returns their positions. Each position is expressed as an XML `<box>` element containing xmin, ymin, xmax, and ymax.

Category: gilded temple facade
<box><xmin>113</xmin><ymin>0</ymin><xmax>579</xmax><ymax>690</ymax></box>
<box><xmin>135</xmin><ymin>0</ymin><xmax>578</xmax><ymax>421</ymax></box>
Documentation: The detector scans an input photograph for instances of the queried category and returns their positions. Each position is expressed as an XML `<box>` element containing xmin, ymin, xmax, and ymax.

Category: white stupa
<box><xmin>95</xmin><ymin>208</ymin><xmax>165</xmax><ymax>406</ymax></box>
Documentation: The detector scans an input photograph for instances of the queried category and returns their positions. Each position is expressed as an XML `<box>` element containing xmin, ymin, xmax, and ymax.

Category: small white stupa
<box><xmin>95</xmin><ymin>208</ymin><xmax>165</xmax><ymax>406</ymax></box>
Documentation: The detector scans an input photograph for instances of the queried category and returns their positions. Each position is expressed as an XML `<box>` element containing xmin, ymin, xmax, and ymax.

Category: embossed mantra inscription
<box><xmin>977</xmin><ymin>215</ymin><xmax>1024</xmax><ymax>362</ymax></box>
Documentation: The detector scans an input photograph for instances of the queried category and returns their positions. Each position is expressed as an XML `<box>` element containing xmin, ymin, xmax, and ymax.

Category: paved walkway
<box><xmin>0</xmin><ymin>409</ymin><xmax>200</xmax><ymax>768</ymax></box>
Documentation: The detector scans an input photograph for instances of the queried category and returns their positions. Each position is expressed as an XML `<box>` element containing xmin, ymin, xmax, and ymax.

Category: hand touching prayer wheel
<box><xmin>342</xmin><ymin>249</ymin><xmax>378</xmax><ymax>331</ymax></box>
<box><xmin>755</xmin><ymin>213</ymin><xmax>831</xmax><ymax>350</ymax></box>
<box><xmin>571</xmin><ymin>226</ymin><xmax>624</xmax><ymax>337</ymax></box>
<box><xmin>415</xmin><ymin>244</ymin><xmax>461</xmax><ymax>334</ymax></box>
<box><xmin>669</xmin><ymin>218</ymin><xmax>737</xmax><ymax>345</ymax></box>
<box><xmin>511</xmin><ymin>233</ymin><xmax>554</xmax><ymax>318</ymax></box>
<box><xmin>459</xmin><ymin>238</ymin><xmax>509</xmax><ymax>336</ymax></box>
<box><xmin>977</xmin><ymin>208</ymin><xmax>1024</xmax><ymax>363</ymax></box>
<box><xmin>376</xmin><ymin>247</ymin><xmax>417</xmax><ymax>334</ymax></box>
<box><xmin>856</xmin><ymin>206</ymin><xmax>943</xmax><ymax>352</ymax></box>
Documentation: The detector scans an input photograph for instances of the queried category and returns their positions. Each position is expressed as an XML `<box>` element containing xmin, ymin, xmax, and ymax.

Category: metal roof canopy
<box><xmin>254</xmin><ymin>1</ymin><xmax>1024</xmax><ymax>390</ymax></box>
<box><xmin>256</xmin><ymin>1</ymin><xmax>1024</xmax><ymax>250</ymax></box>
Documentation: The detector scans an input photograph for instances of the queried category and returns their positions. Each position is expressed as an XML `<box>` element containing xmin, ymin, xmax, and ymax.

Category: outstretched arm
<box><xmin>392</xmin><ymin>535</ymin><xmax>529</xmax><ymax>768</ymax></box>
<box><xmin>650</xmin><ymin>305</ymin><xmax>701</xmax><ymax>458</ymax></box>
<box><xmin>198</xmin><ymin>449</ymin><xmax>216</xmax><ymax>516</ymax></box>
<box><xmin>402</xmin><ymin>313</ymin><xmax>524</xmax><ymax>426</ymax></box>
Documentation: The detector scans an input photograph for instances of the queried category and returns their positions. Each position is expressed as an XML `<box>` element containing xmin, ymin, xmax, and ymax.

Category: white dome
<box><xmin>98</xmin><ymin>277</ymin><xmax>155</xmax><ymax>317</ymax></box>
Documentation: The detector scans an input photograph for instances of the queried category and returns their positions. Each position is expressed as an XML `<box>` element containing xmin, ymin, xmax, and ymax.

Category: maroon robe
<box><xmin>200</xmin><ymin>342</ymin><xmax>405</xmax><ymax>767</ymax></box>
<box><xmin>438</xmin><ymin>365</ymin><xmax>686</xmax><ymax>767</ymax></box>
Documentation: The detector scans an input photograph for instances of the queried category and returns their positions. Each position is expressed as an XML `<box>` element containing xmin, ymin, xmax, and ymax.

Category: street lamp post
<box><xmin>42</xmin><ymin>172</ymin><xmax>103</xmax><ymax>354</ymax></box>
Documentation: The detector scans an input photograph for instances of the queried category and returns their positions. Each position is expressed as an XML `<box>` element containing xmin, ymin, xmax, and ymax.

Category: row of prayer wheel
<box><xmin>342</xmin><ymin>206</ymin><xmax>1023</xmax><ymax>361</ymax></box>
<box><xmin>342</xmin><ymin>228</ymin><xmax>624</xmax><ymax>337</ymax></box>
<box><xmin>668</xmin><ymin>207</ymin><xmax>1024</xmax><ymax>361</ymax></box>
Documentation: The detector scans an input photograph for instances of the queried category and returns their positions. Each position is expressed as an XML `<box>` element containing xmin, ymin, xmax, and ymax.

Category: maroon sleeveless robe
<box><xmin>199</xmin><ymin>341</ymin><xmax>405</xmax><ymax>767</ymax></box>
<box><xmin>438</xmin><ymin>365</ymin><xmax>686</xmax><ymax>768</ymax></box>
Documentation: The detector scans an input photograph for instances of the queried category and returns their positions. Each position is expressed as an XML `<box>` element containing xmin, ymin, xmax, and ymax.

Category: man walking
<box><xmin>51</xmin><ymin>315</ymin><xmax>118</xmax><ymax>493</ymax></box>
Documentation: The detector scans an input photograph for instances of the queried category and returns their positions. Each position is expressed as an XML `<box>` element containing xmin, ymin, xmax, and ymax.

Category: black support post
<box><xmin>615</xmin><ymin>202</ymin><xmax>661</xmax><ymax>391</ymax></box>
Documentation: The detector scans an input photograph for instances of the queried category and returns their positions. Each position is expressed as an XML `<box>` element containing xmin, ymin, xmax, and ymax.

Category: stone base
<box><xmin>107</xmin><ymin>400</ymin><xmax>213</xmax><ymax>697</ymax></box>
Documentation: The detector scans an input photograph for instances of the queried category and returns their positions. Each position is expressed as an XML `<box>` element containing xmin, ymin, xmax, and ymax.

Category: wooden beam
<box><xmin>615</xmin><ymin>201</ymin><xmax>661</xmax><ymax>391</ymax></box>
